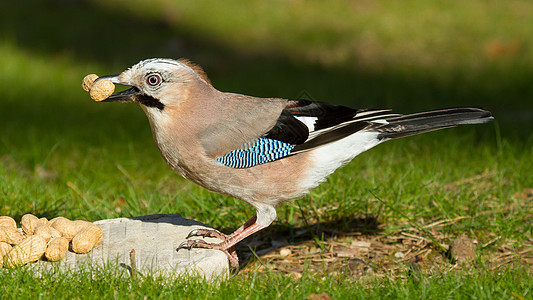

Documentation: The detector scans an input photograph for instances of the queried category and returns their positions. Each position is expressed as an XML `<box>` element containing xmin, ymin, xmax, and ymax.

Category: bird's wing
<box><xmin>215</xmin><ymin>99</ymin><xmax>399</xmax><ymax>168</ymax></box>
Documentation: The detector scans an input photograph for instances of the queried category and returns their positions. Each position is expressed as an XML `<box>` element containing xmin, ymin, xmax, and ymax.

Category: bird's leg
<box><xmin>177</xmin><ymin>204</ymin><xmax>276</xmax><ymax>269</ymax></box>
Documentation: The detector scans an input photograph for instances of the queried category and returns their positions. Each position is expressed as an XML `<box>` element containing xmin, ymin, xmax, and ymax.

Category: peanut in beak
<box><xmin>82</xmin><ymin>74</ymin><xmax>115</xmax><ymax>102</ymax></box>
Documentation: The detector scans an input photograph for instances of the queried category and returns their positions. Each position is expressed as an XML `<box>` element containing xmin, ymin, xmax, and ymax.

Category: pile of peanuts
<box><xmin>0</xmin><ymin>214</ymin><xmax>103</xmax><ymax>268</ymax></box>
<box><xmin>82</xmin><ymin>74</ymin><xmax>115</xmax><ymax>101</ymax></box>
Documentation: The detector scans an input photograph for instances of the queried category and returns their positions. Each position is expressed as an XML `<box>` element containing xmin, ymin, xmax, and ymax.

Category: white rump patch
<box><xmin>299</xmin><ymin>131</ymin><xmax>383</xmax><ymax>192</ymax></box>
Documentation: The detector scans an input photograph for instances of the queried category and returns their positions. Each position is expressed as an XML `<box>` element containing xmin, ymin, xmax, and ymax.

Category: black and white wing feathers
<box><xmin>265</xmin><ymin>99</ymin><xmax>400</xmax><ymax>153</ymax></box>
<box><xmin>216</xmin><ymin>98</ymin><xmax>493</xmax><ymax>169</ymax></box>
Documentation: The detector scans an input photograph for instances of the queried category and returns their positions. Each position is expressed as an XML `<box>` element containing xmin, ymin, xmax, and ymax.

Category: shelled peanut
<box><xmin>4</xmin><ymin>235</ymin><xmax>47</xmax><ymax>268</ymax></box>
<box><xmin>0</xmin><ymin>242</ymin><xmax>12</xmax><ymax>267</ymax></box>
<box><xmin>71</xmin><ymin>224</ymin><xmax>103</xmax><ymax>254</ymax></box>
<box><xmin>34</xmin><ymin>224</ymin><xmax>61</xmax><ymax>243</ymax></box>
<box><xmin>0</xmin><ymin>226</ymin><xmax>25</xmax><ymax>244</ymax></box>
<box><xmin>45</xmin><ymin>237</ymin><xmax>69</xmax><ymax>262</ymax></box>
<box><xmin>0</xmin><ymin>216</ymin><xmax>16</xmax><ymax>228</ymax></box>
<box><xmin>21</xmin><ymin>214</ymin><xmax>46</xmax><ymax>235</ymax></box>
<box><xmin>82</xmin><ymin>74</ymin><xmax>115</xmax><ymax>101</ymax></box>
<box><xmin>51</xmin><ymin>218</ymin><xmax>93</xmax><ymax>241</ymax></box>
<box><xmin>0</xmin><ymin>214</ymin><xmax>103</xmax><ymax>268</ymax></box>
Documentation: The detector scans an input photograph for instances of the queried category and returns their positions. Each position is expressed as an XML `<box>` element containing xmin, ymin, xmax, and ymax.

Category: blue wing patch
<box><xmin>215</xmin><ymin>138</ymin><xmax>294</xmax><ymax>168</ymax></box>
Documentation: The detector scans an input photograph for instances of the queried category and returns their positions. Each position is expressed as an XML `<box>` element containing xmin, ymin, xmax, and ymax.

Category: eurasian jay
<box><xmin>92</xmin><ymin>58</ymin><xmax>493</xmax><ymax>267</ymax></box>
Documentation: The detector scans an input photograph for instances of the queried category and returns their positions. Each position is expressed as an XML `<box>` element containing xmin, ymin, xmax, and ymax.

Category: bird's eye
<box><xmin>146</xmin><ymin>73</ymin><xmax>162</xmax><ymax>87</ymax></box>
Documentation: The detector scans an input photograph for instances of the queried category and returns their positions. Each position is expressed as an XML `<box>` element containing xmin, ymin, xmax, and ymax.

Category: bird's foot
<box><xmin>177</xmin><ymin>239</ymin><xmax>239</xmax><ymax>270</ymax></box>
<box><xmin>177</xmin><ymin>216</ymin><xmax>266</xmax><ymax>272</ymax></box>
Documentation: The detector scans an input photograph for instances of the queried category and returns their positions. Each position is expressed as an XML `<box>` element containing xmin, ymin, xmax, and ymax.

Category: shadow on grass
<box><xmin>92</xmin><ymin>211</ymin><xmax>381</xmax><ymax>270</ymax></box>
<box><xmin>235</xmin><ymin>215</ymin><xmax>381</xmax><ymax>268</ymax></box>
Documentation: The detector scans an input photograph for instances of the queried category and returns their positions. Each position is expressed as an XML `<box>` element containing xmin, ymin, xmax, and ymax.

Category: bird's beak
<box><xmin>94</xmin><ymin>74</ymin><xmax>141</xmax><ymax>102</ymax></box>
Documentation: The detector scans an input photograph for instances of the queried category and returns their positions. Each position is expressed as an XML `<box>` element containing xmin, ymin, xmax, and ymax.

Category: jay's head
<box><xmin>95</xmin><ymin>58</ymin><xmax>213</xmax><ymax>111</ymax></box>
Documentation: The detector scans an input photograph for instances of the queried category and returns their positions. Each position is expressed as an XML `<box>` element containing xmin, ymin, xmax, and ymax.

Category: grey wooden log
<box><xmin>33</xmin><ymin>214</ymin><xmax>229</xmax><ymax>280</ymax></box>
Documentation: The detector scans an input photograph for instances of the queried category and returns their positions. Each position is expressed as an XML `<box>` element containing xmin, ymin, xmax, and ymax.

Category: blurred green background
<box><xmin>0</xmin><ymin>0</ymin><xmax>531</xmax><ymax>222</ymax></box>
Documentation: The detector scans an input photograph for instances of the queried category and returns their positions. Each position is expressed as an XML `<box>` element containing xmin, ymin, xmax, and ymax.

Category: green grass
<box><xmin>0</xmin><ymin>264</ymin><xmax>531</xmax><ymax>299</ymax></box>
<box><xmin>0</xmin><ymin>0</ymin><xmax>532</xmax><ymax>298</ymax></box>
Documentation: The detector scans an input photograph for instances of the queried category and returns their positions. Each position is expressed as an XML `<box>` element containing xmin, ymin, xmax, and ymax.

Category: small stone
<box><xmin>289</xmin><ymin>271</ymin><xmax>302</xmax><ymax>280</ymax></box>
<box><xmin>450</xmin><ymin>233</ymin><xmax>476</xmax><ymax>265</ymax></box>
<box><xmin>279</xmin><ymin>248</ymin><xmax>292</xmax><ymax>257</ymax></box>
<box><xmin>309</xmin><ymin>292</ymin><xmax>331</xmax><ymax>300</ymax></box>
<box><xmin>351</xmin><ymin>240</ymin><xmax>371</xmax><ymax>251</ymax></box>
<box><xmin>351</xmin><ymin>240</ymin><xmax>371</xmax><ymax>248</ymax></box>
<box><xmin>335</xmin><ymin>246</ymin><xmax>359</xmax><ymax>258</ymax></box>
<box><xmin>394</xmin><ymin>251</ymin><xmax>405</xmax><ymax>259</ymax></box>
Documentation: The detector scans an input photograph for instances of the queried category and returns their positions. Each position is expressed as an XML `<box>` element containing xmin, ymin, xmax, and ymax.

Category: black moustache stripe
<box><xmin>135</xmin><ymin>94</ymin><xmax>165</xmax><ymax>110</ymax></box>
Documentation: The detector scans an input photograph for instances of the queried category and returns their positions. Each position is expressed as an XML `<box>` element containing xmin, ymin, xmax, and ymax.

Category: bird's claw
<box><xmin>177</xmin><ymin>237</ymin><xmax>240</xmax><ymax>270</ymax></box>
<box><xmin>186</xmin><ymin>228</ymin><xmax>229</xmax><ymax>240</ymax></box>
<box><xmin>177</xmin><ymin>239</ymin><xmax>198</xmax><ymax>250</ymax></box>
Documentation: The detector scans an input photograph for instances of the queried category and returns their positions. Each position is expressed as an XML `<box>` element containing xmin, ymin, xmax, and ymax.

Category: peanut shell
<box><xmin>51</xmin><ymin>219</ymin><xmax>92</xmax><ymax>241</ymax></box>
<box><xmin>89</xmin><ymin>79</ymin><xmax>115</xmax><ymax>101</ymax></box>
<box><xmin>0</xmin><ymin>226</ymin><xmax>25</xmax><ymax>244</ymax></box>
<box><xmin>44</xmin><ymin>237</ymin><xmax>69</xmax><ymax>262</ymax></box>
<box><xmin>4</xmin><ymin>235</ymin><xmax>47</xmax><ymax>268</ymax></box>
<box><xmin>0</xmin><ymin>242</ymin><xmax>13</xmax><ymax>267</ymax></box>
<box><xmin>0</xmin><ymin>216</ymin><xmax>16</xmax><ymax>228</ymax></box>
<box><xmin>21</xmin><ymin>214</ymin><xmax>45</xmax><ymax>235</ymax></box>
<box><xmin>49</xmin><ymin>226</ymin><xmax>62</xmax><ymax>238</ymax></box>
<box><xmin>33</xmin><ymin>224</ymin><xmax>53</xmax><ymax>243</ymax></box>
<box><xmin>82</xmin><ymin>73</ymin><xmax>99</xmax><ymax>93</ymax></box>
<box><xmin>71</xmin><ymin>224</ymin><xmax>103</xmax><ymax>254</ymax></box>
<box><xmin>48</xmin><ymin>216</ymin><xmax>67</xmax><ymax>227</ymax></box>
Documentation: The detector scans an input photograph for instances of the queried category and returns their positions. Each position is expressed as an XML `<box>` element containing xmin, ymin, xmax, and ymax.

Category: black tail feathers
<box><xmin>377</xmin><ymin>107</ymin><xmax>494</xmax><ymax>139</ymax></box>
